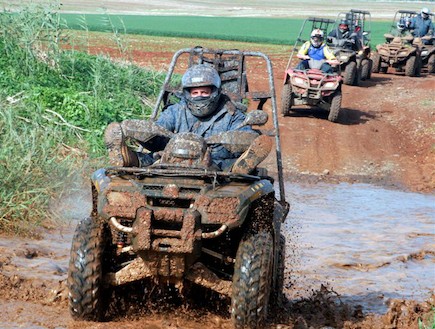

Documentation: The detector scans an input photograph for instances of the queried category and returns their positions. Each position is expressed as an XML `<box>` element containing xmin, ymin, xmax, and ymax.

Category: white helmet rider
<box><xmin>421</xmin><ymin>7</ymin><xmax>430</xmax><ymax>19</ymax></box>
<box><xmin>310</xmin><ymin>29</ymin><xmax>324</xmax><ymax>47</ymax></box>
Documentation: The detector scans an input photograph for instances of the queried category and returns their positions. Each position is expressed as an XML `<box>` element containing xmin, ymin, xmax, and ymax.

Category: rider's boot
<box><xmin>104</xmin><ymin>122</ymin><xmax>139</xmax><ymax>167</ymax></box>
<box><xmin>231</xmin><ymin>135</ymin><xmax>272</xmax><ymax>174</ymax></box>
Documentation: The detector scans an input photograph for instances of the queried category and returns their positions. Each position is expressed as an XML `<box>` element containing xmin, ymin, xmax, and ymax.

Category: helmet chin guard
<box><xmin>185</xmin><ymin>90</ymin><xmax>221</xmax><ymax>117</ymax></box>
<box><xmin>181</xmin><ymin>64</ymin><xmax>222</xmax><ymax>117</ymax></box>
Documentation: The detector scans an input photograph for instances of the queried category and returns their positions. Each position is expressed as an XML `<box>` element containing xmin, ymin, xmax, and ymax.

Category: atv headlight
<box><xmin>292</xmin><ymin>76</ymin><xmax>309</xmax><ymax>88</ymax></box>
<box><xmin>398</xmin><ymin>51</ymin><xmax>408</xmax><ymax>56</ymax></box>
<box><xmin>323</xmin><ymin>82</ymin><xmax>337</xmax><ymax>89</ymax></box>
<box><xmin>421</xmin><ymin>50</ymin><xmax>428</xmax><ymax>56</ymax></box>
<box><xmin>339</xmin><ymin>55</ymin><xmax>349</xmax><ymax>61</ymax></box>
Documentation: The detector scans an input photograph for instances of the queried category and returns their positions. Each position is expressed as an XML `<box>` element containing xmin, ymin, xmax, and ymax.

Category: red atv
<box><xmin>281</xmin><ymin>59</ymin><xmax>343</xmax><ymax>122</ymax></box>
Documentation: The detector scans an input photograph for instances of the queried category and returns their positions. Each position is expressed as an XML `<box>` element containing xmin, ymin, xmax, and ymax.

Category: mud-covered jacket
<box><xmin>410</xmin><ymin>14</ymin><xmax>434</xmax><ymax>37</ymax></box>
<box><xmin>156</xmin><ymin>95</ymin><xmax>254</xmax><ymax>169</ymax></box>
<box><xmin>298</xmin><ymin>41</ymin><xmax>336</xmax><ymax>60</ymax></box>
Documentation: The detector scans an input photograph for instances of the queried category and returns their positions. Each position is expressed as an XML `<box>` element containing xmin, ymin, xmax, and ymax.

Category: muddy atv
<box><xmin>371</xmin><ymin>10</ymin><xmax>422</xmax><ymax>77</ymax></box>
<box><xmin>328</xmin><ymin>39</ymin><xmax>359</xmax><ymax>85</ymax></box>
<box><xmin>418</xmin><ymin>36</ymin><xmax>435</xmax><ymax>73</ymax></box>
<box><xmin>327</xmin><ymin>11</ymin><xmax>368</xmax><ymax>86</ymax></box>
<box><xmin>67</xmin><ymin>47</ymin><xmax>290</xmax><ymax>329</ymax></box>
<box><xmin>342</xmin><ymin>9</ymin><xmax>374</xmax><ymax>81</ymax></box>
<box><xmin>414</xmin><ymin>13</ymin><xmax>435</xmax><ymax>74</ymax></box>
<box><xmin>281</xmin><ymin>17</ymin><xmax>343</xmax><ymax>122</ymax></box>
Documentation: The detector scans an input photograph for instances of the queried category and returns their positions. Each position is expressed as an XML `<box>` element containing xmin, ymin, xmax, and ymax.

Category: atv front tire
<box><xmin>343</xmin><ymin>61</ymin><xmax>357</xmax><ymax>85</ymax></box>
<box><xmin>231</xmin><ymin>230</ymin><xmax>273</xmax><ymax>329</ymax></box>
<box><xmin>271</xmin><ymin>234</ymin><xmax>286</xmax><ymax>308</ymax></box>
<box><xmin>281</xmin><ymin>83</ymin><xmax>293</xmax><ymax>116</ymax></box>
<box><xmin>68</xmin><ymin>217</ymin><xmax>106</xmax><ymax>321</ymax></box>
<box><xmin>428</xmin><ymin>54</ymin><xmax>435</xmax><ymax>73</ymax></box>
<box><xmin>405</xmin><ymin>56</ymin><xmax>417</xmax><ymax>77</ymax></box>
<box><xmin>371</xmin><ymin>53</ymin><xmax>381</xmax><ymax>73</ymax></box>
<box><xmin>328</xmin><ymin>90</ymin><xmax>342</xmax><ymax>123</ymax></box>
<box><xmin>360</xmin><ymin>58</ymin><xmax>371</xmax><ymax>80</ymax></box>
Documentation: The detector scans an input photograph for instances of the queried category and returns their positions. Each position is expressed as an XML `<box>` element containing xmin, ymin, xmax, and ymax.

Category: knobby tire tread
<box><xmin>67</xmin><ymin>217</ymin><xmax>105</xmax><ymax>321</ymax></box>
<box><xmin>328</xmin><ymin>90</ymin><xmax>342</xmax><ymax>123</ymax></box>
<box><xmin>343</xmin><ymin>61</ymin><xmax>357</xmax><ymax>85</ymax></box>
<box><xmin>281</xmin><ymin>83</ymin><xmax>293</xmax><ymax>116</ymax></box>
<box><xmin>231</xmin><ymin>231</ymin><xmax>273</xmax><ymax>329</ymax></box>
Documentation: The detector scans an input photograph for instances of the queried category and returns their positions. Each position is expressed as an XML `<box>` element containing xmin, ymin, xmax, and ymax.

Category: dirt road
<box><xmin>117</xmin><ymin>35</ymin><xmax>435</xmax><ymax>193</ymax></box>
<box><xmin>0</xmin><ymin>36</ymin><xmax>434</xmax><ymax>328</ymax></box>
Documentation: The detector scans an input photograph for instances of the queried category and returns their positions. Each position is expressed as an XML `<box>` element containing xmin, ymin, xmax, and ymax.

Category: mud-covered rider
<box><xmin>410</xmin><ymin>8</ymin><xmax>434</xmax><ymax>45</ymax></box>
<box><xmin>328</xmin><ymin>19</ymin><xmax>361</xmax><ymax>51</ymax></box>
<box><xmin>296</xmin><ymin>29</ymin><xmax>340</xmax><ymax>73</ymax></box>
<box><xmin>104</xmin><ymin>64</ymin><xmax>271</xmax><ymax>174</ymax></box>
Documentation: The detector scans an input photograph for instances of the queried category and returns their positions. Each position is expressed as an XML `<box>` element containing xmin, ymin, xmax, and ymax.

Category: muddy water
<box><xmin>283</xmin><ymin>182</ymin><xmax>435</xmax><ymax>313</ymax></box>
<box><xmin>1</xmin><ymin>181</ymin><xmax>434</xmax><ymax>327</ymax></box>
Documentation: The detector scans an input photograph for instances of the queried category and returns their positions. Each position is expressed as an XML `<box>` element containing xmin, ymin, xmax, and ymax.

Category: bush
<box><xmin>0</xmin><ymin>4</ymin><xmax>164</xmax><ymax>234</ymax></box>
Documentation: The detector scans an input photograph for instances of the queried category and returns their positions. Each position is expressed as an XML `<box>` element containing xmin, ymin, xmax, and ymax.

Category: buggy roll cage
<box><xmin>150</xmin><ymin>47</ymin><xmax>287</xmax><ymax>205</ymax></box>
<box><xmin>335</xmin><ymin>9</ymin><xmax>372</xmax><ymax>47</ymax></box>
<box><xmin>390</xmin><ymin>10</ymin><xmax>418</xmax><ymax>33</ymax></box>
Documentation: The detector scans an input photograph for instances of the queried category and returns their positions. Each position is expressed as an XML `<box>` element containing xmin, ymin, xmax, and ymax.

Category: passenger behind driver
<box><xmin>296</xmin><ymin>29</ymin><xmax>339</xmax><ymax>73</ymax></box>
<box><xmin>393</xmin><ymin>17</ymin><xmax>414</xmax><ymax>37</ymax></box>
<box><xmin>104</xmin><ymin>64</ymin><xmax>271</xmax><ymax>174</ymax></box>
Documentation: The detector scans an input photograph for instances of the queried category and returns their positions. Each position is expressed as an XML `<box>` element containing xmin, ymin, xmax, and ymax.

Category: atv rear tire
<box><xmin>405</xmin><ymin>56</ymin><xmax>417</xmax><ymax>77</ymax></box>
<box><xmin>328</xmin><ymin>90</ymin><xmax>342</xmax><ymax>123</ymax></box>
<box><xmin>428</xmin><ymin>54</ymin><xmax>435</xmax><ymax>73</ymax></box>
<box><xmin>281</xmin><ymin>83</ymin><xmax>293</xmax><ymax>116</ymax></box>
<box><xmin>231</xmin><ymin>230</ymin><xmax>273</xmax><ymax>329</ymax></box>
<box><xmin>68</xmin><ymin>217</ymin><xmax>106</xmax><ymax>321</ymax></box>
<box><xmin>360</xmin><ymin>58</ymin><xmax>371</xmax><ymax>80</ymax></box>
<box><xmin>371</xmin><ymin>53</ymin><xmax>381</xmax><ymax>73</ymax></box>
<box><xmin>343</xmin><ymin>61</ymin><xmax>357</xmax><ymax>85</ymax></box>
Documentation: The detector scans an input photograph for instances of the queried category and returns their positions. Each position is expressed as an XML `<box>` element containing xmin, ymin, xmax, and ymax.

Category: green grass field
<box><xmin>61</xmin><ymin>14</ymin><xmax>392</xmax><ymax>47</ymax></box>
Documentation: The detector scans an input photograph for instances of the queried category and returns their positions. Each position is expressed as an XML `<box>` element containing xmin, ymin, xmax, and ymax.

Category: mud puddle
<box><xmin>0</xmin><ymin>182</ymin><xmax>434</xmax><ymax>328</ymax></box>
<box><xmin>283</xmin><ymin>182</ymin><xmax>435</xmax><ymax>314</ymax></box>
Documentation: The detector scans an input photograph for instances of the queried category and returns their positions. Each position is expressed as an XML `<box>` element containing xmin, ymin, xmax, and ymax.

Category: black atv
<box><xmin>342</xmin><ymin>9</ymin><xmax>374</xmax><ymax>81</ymax></box>
<box><xmin>67</xmin><ymin>47</ymin><xmax>290</xmax><ymax>329</ymax></box>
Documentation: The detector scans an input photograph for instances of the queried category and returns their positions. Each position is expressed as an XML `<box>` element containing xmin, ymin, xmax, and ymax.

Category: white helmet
<box><xmin>421</xmin><ymin>7</ymin><xmax>430</xmax><ymax>18</ymax></box>
<box><xmin>310</xmin><ymin>29</ymin><xmax>324</xmax><ymax>47</ymax></box>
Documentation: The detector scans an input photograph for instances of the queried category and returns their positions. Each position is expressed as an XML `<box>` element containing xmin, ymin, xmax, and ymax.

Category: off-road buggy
<box><xmin>67</xmin><ymin>47</ymin><xmax>290</xmax><ymax>329</ymax></box>
<box><xmin>281</xmin><ymin>17</ymin><xmax>343</xmax><ymax>122</ymax></box>
<box><xmin>371</xmin><ymin>10</ymin><xmax>422</xmax><ymax>77</ymax></box>
<box><xmin>338</xmin><ymin>9</ymin><xmax>374</xmax><ymax>81</ymax></box>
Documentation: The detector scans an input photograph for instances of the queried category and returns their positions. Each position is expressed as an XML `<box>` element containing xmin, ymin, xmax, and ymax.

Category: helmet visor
<box><xmin>311</xmin><ymin>35</ymin><xmax>323</xmax><ymax>46</ymax></box>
